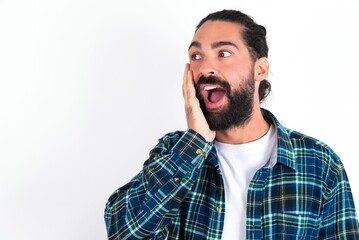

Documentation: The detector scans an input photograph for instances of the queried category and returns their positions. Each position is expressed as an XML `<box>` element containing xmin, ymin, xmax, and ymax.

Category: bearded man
<box><xmin>105</xmin><ymin>9</ymin><xmax>359</xmax><ymax>240</ymax></box>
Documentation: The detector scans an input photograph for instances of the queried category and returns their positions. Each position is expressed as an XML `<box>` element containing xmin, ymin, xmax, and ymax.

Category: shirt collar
<box><xmin>262</xmin><ymin>108</ymin><xmax>297</xmax><ymax>170</ymax></box>
<box><xmin>207</xmin><ymin>109</ymin><xmax>297</xmax><ymax>171</ymax></box>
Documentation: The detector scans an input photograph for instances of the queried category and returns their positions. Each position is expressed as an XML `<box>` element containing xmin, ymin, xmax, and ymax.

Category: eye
<box><xmin>191</xmin><ymin>53</ymin><xmax>202</xmax><ymax>61</ymax></box>
<box><xmin>219</xmin><ymin>51</ymin><xmax>231</xmax><ymax>58</ymax></box>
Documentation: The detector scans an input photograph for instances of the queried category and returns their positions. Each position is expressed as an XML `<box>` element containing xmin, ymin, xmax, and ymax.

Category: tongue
<box><xmin>208</xmin><ymin>89</ymin><xmax>226</xmax><ymax>103</ymax></box>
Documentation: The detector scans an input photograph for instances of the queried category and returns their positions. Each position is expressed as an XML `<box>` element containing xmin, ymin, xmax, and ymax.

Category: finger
<box><xmin>182</xmin><ymin>63</ymin><xmax>189</xmax><ymax>97</ymax></box>
<box><xmin>182</xmin><ymin>64</ymin><xmax>191</xmax><ymax>96</ymax></box>
<box><xmin>183</xmin><ymin>64</ymin><xmax>196</xmax><ymax>99</ymax></box>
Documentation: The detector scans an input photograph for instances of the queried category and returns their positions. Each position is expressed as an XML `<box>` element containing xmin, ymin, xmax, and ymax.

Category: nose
<box><xmin>197</xmin><ymin>58</ymin><xmax>218</xmax><ymax>78</ymax></box>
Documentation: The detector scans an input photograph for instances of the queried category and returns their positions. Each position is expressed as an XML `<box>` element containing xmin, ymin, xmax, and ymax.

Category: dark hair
<box><xmin>196</xmin><ymin>9</ymin><xmax>271</xmax><ymax>102</ymax></box>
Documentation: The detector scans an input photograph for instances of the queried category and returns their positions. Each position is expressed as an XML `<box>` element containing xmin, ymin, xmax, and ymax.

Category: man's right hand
<box><xmin>182</xmin><ymin>63</ymin><xmax>216</xmax><ymax>142</ymax></box>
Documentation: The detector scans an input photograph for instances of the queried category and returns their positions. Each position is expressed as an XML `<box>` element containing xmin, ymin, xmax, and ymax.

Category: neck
<box><xmin>215</xmin><ymin>108</ymin><xmax>269</xmax><ymax>144</ymax></box>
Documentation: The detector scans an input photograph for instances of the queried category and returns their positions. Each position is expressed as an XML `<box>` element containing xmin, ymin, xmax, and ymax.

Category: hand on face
<box><xmin>182</xmin><ymin>63</ymin><xmax>216</xmax><ymax>142</ymax></box>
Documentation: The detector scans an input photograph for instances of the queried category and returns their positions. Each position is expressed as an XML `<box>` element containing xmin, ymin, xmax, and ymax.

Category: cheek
<box><xmin>221</xmin><ymin>65</ymin><xmax>241</xmax><ymax>79</ymax></box>
<box><xmin>225</xmin><ymin>69</ymin><xmax>251</xmax><ymax>88</ymax></box>
<box><xmin>189</xmin><ymin>63</ymin><xmax>200</xmax><ymax>80</ymax></box>
<box><xmin>227</xmin><ymin>61</ymin><xmax>252</xmax><ymax>77</ymax></box>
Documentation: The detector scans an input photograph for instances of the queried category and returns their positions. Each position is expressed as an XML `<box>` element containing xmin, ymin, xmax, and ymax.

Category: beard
<box><xmin>195</xmin><ymin>71</ymin><xmax>255</xmax><ymax>131</ymax></box>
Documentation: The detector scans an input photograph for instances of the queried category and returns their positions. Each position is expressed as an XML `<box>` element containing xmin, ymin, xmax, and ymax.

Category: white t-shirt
<box><xmin>215</xmin><ymin>124</ymin><xmax>277</xmax><ymax>240</ymax></box>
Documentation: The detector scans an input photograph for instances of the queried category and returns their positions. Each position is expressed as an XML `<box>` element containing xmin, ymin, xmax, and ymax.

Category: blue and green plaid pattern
<box><xmin>105</xmin><ymin>109</ymin><xmax>359</xmax><ymax>239</ymax></box>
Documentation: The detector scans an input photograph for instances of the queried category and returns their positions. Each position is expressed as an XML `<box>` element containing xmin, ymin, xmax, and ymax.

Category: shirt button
<box><xmin>216</xmin><ymin>207</ymin><xmax>222</xmax><ymax>212</ymax></box>
<box><xmin>174</xmin><ymin>177</ymin><xmax>180</xmax><ymax>182</ymax></box>
<box><xmin>196</xmin><ymin>149</ymin><xmax>203</xmax><ymax>155</ymax></box>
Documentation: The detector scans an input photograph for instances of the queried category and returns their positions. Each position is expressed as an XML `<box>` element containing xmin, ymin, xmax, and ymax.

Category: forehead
<box><xmin>191</xmin><ymin>20</ymin><xmax>244</xmax><ymax>45</ymax></box>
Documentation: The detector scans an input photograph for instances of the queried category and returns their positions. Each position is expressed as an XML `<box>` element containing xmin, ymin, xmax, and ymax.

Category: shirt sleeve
<box><xmin>319</xmin><ymin>159</ymin><xmax>359</xmax><ymax>239</ymax></box>
<box><xmin>104</xmin><ymin>129</ymin><xmax>213</xmax><ymax>240</ymax></box>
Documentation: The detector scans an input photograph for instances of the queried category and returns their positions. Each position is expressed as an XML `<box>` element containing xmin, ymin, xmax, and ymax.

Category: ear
<box><xmin>254</xmin><ymin>57</ymin><xmax>269</xmax><ymax>82</ymax></box>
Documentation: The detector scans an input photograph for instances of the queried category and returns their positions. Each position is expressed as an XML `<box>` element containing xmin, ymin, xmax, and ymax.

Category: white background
<box><xmin>1</xmin><ymin>0</ymin><xmax>358</xmax><ymax>239</ymax></box>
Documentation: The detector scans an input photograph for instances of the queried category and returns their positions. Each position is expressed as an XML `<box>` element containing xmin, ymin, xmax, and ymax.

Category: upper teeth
<box><xmin>204</xmin><ymin>86</ymin><xmax>217</xmax><ymax>91</ymax></box>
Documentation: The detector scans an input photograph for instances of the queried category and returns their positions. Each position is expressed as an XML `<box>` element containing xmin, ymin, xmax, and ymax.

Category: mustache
<box><xmin>196</xmin><ymin>75</ymin><xmax>231</xmax><ymax>94</ymax></box>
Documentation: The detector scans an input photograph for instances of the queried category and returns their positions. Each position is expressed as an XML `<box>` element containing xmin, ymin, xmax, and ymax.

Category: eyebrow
<box><xmin>188</xmin><ymin>41</ymin><xmax>239</xmax><ymax>50</ymax></box>
<box><xmin>188</xmin><ymin>41</ymin><xmax>201</xmax><ymax>50</ymax></box>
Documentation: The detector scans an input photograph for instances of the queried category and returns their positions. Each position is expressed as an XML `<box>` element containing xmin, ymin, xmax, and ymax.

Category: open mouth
<box><xmin>201</xmin><ymin>85</ymin><xmax>226</xmax><ymax>106</ymax></box>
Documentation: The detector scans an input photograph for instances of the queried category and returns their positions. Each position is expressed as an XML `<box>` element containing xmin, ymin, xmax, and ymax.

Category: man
<box><xmin>105</xmin><ymin>10</ymin><xmax>359</xmax><ymax>239</ymax></box>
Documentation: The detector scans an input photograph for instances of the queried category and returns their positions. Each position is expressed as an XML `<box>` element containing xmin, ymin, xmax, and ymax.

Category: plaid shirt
<box><xmin>105</xmin><ymin>109</ymin><xmax>359</xmax><ymax>239</ymax></box>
